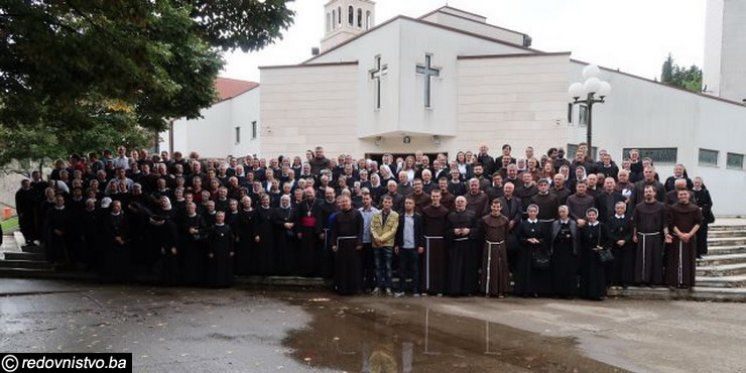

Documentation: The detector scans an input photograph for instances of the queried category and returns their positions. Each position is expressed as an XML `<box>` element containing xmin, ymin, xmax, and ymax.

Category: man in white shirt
<box><xmin>358</xmin><ymin>191</ymin><xmax>379</xmax><ymax>292</ymax></box>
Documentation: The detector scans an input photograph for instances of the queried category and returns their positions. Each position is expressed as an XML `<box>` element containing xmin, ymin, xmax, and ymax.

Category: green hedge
<box><xmin>1</xmin><ymin>217</ymin><xmax>19</xmax><ymax>232</ymax></box>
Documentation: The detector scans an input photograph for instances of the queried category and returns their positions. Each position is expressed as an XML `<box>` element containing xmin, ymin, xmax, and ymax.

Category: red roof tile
<box><xmin>215</xmin><ymin>77</ymin><xmax>259</xmax><ymax>102</ymax></box>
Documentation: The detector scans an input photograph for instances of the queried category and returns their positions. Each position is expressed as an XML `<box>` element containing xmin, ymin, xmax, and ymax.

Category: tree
<box><xmin>660</xmin><ymin>53</ymin><xmax>702</xmax><ymax>93</ymax></box>
<box><xmin>0</xmin><ymin>0</ymin><xmax>294</xmax><ymax>165</ymax></box>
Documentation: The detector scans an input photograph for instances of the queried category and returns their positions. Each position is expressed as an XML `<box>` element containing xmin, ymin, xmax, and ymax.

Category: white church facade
<box><xmin>160</xmin><ymin>1</ymin><xmax>746</xmax><ymax>216</ymax></box>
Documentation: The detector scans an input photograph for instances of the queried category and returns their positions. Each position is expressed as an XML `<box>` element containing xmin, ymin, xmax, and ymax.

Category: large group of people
<box><xmin>13</xmin><ymin>143</ymin><xmax>715</xmax><ymax>300</ymax></box>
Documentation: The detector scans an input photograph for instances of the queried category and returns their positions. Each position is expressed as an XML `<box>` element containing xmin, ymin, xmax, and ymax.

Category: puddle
<box><xmin>284</xmin><ymin>298</ymin><xmax>626</xmax><ymax>372</ymax></box>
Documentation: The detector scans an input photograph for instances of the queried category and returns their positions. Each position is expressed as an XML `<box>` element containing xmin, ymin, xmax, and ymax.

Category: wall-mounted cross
<box><xmin>416</xmin><ymin>54</ymin><xmax>440</xmax><ymax>108</ymax></box>
<box><xmin>369</xmin><ymin>56</ymin><xmax>388</xmax><ymax>109</ymax></box>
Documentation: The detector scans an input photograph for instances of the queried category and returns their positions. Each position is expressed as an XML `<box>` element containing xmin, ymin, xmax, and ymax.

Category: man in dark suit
<box><xmin>395</xmin><ymin>196</ymin><xmax>424</xmax><ymax>296</ymax></box>
<box><xmin>497</xmin><ymin>182</ymin><xmax>522</xmax><ymax>272</ymax></box>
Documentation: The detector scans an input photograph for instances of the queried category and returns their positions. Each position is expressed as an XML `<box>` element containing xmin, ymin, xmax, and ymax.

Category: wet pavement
<box><xmin>285</xmin><ymin>298</ymin><xmax>621</xmax><ymax>372</ymax></box>
<box><xmin>2</xmin><ymin>279</ymin><xmax>746</xmax><ymax>372</ymax></box>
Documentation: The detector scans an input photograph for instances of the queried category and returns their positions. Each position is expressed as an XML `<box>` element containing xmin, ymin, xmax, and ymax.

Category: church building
<box><xmin>160</xmin><ymin>1</ymin><xmax>746</xmax><ymax>216</ymax></box>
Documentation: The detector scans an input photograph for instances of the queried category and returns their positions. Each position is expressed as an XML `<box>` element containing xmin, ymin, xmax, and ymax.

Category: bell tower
<box><xmin>703</xmin><ymin>0</ymin><xmax>746</xmax><ymax>102</ymax></box>
<box><xmin>321</xmin><ymin>0</ymin><xmax>376</xmax><ymax>53</ymax></box>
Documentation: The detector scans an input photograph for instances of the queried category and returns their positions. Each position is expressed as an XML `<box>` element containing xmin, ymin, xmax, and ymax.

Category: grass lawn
<box><xmin>1</xmin><ymin>216</ymin><xmax>19</xmax><ymax>232</ymax></box>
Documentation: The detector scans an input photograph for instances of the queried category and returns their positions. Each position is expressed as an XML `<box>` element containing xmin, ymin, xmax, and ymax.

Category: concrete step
<box><xmin>21</xmin><ymin>245</ymin><xmax>45</xmax><ymax>255</ymax></box>
<box><xmin>708</xmin><ymin>230</ymin><xmax>746</xmax><ymax>239</ymax></box>
<box><xmin>707</xmin><ymin>245</ymin><xmax>746</xmax><ymax>256</ymax></box>
<box><xmin>696</xmin><ymin>262</ymin><xmax>746</xmax><ymax>277</ymax></box>
<box><xmin>709</xmin><ymin>225</ymin><xmax>746</xmax><ymax>232</ymax></box>
<box><xmin>707</xmin><ymin>237</ymin><xmax>746</xmax><ymax>247</ymax></box>
<box><xmin>688</xmin><ymin>287</ymin><xmax>746</xmax><ymax>302</ymax></box>
<box><xmin>0</xmin><ymin>260</ymin><xmax>54</xmax><ymax>270</ymax></box>
<box><xmin>2</xmin><ymin>251</ymin><xmax>47</xmax><ymax>261</ymax></box>
<box><xmin>0</xmin><ymin>268</ymin><xmax>94</xmax><ymax>280</ymax></box>
<box><xmin>697</xmin><ymin>253</ymin><xmax>746</xmax><ymax>266</ymax></box>
<box><xmin>607</xmin><ymin>286</ymin><xmax>746</xmax><ymax>302</ymax></box>
<box><xmin>695</xmin><ymin>275</ymin><xmax>746</xmax><ymax>288</ymax></box>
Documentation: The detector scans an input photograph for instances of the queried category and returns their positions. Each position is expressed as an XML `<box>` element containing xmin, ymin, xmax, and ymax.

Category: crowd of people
<box><xmin>13</xmin><ymin>143</ymin><xmax>715</xmax><ymax>300</ymax></box>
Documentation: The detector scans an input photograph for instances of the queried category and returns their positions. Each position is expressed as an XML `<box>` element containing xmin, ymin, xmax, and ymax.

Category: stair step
<box><xmin>697</xmin><ymin>253</ymin><xmax>746</xmax><ymax>266</ymax></box>
<box><xmin>20</xmin><ymin>245</ymin><xmax>45</xmax><ymax>254</ymax></box>
<box><xmin>696</xmin><ymin>263</ymin><xmax>746</xmax><ymax>277</ymax></box>
<box><xmin>608</xmin><ymin>286</ymin><xmax>746</xmax><ymax>301</ymax></box>
<box><xmin>696</xmin><ymin>275</ymin><xmax>746</xmax><ymax>288</ymax></box>
<box><xmin>709</xmin><ymin>225</ymin><xmax>746</xmax><ymax>232</ymax></box>
<box><xmin>0</xmin><ymin>260</ymin><xmax>53</xmax><ymax>270</ymax></box>
<box><xmin>707</xmin><ymin>237</ymin><xmax>746</xmax><ymax>247</ymax></box>
<box><xmin>3</xmin><ymin>251</ymin><xmax>47</xmax><ymax>261</ymax></box>
<box><xmin>0</xmin><ymin>268</ymin><xmax>69</xmax><ymax>280</ymax></box>
<box><xmin>708</xmin><ymin>231</ymin><xmax>746</xmax><ymax>239</ymax></box>
<box><xmin>707</xmin><ymin>245</ymin><xmax>746</xmax><ymax>256</ymax></box>
<box><xmin>689</xmin><ymin>287</ymin><xmax>746</xmax><ymax>301</ymax></box>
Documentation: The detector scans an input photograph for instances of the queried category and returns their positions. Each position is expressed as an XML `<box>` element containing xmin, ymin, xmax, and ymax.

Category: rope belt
<box><xmin>424</xmin><ymin>236</ymin><xmax>444</xmax><ymax>290</ymax></box>
<box><xmin>336</xmin><ymin>235</ymin><xmax>357</xmax><ymax>248</ymax></box>
<box><xmin>637</xmin><ymin>231</ymin><xmax>661</xmax><ymax>280</ymax></box>
<box><xmin>484</xmin><ymin>240</ymin><xmax>506</xmax><ymax>295</ymax></box>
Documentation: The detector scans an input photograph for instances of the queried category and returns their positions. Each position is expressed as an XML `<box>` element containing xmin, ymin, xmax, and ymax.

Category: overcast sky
<box><xmin>221</xmin><ymin>0</ymin><xmax>706</xmax><ymax>82</ymax></box>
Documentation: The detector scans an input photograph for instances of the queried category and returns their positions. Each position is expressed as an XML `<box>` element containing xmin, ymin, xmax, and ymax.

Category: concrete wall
<box><xmin>703</xmin><ymin>0</ymin><xmax>724</xmax><ymax>96</ymax></box>
<box><xmin>455</xmin><ymin>53</ymin><xmax>570</xmax><ymax>157</ymax></box>
<box><xmin>420</xmin><ymin>11</ymin><xmax>526</xmax><ymax>46</ymax></box>
<box><xmin>311</xmin><ymin>17</ymin><xmax>531</xmax><ymax>141</ymax></box>
<box><xmin>259</xmin><ymin>63</ymin><xmax>359</xmax><ymax>159</ymax></box>
<box><xmin>159</xmin><ymin>88</ymin><xmax>261</xmax><ymax>158</ymax></box>
<box><xmin>396</xmin><ymin>19</ymin><xmax>529</xmax><ymax>139</ymax></box>
<box><xmin>567</xmin><ymin>61</ymin><xmax>746</xmax><ymax>216</ymax></box>
<box><xmin>230</xmin><ymin>88</ymin><xmax>262</xmax><ymax>157</ymax></box>
<box><xmin>719</xmin><ymin>0</ymin><xmax>746</xmax><ymax>102</ymax></box>
<box><xmin>311</xmin><ymin>20</ymin><xmax>402</xmax><ymax>139</ymax></box>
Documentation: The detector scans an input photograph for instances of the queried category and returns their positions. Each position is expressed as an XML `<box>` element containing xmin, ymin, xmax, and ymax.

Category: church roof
<box><xmin>418</xmin><ymin>5</ymin><xmax>528</xmax><ymax>39</ymax></box>
<box><xmin>304</xmin><ymin>14</ymin><xmax>540</xmax><ymax>64</ymax></box>
<box><xmin>215</xmin><ymin>77</ymin><xmax>259</xmax><ymax>102</ymax></box>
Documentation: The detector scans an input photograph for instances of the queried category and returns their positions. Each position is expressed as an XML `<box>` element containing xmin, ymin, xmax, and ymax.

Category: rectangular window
<box><xmin>623</xmin><ymin>147</ymin><xmax>677</xmax><ymax>163</ymax></box>
<box><xmin>727</xmin><ymin>152</ymin><xmax>744</xmax><ymax>170</ymax></box>
<box><xmin>235</xmin><ymin>126</ymin><xmax>241</xmax><ymax>144</ymax></box>
<box><xmin>698</xmin><ymin>148</ymin><xmax>718</xmax><ymax>166</ymax></box>
<box><xmin>567</xmin><ymin>103</ymin><xmax>573</xmax><ymax>124</ymax></box>
<box><xmin>251</xmin><ymin>121</ymin><xmax>258</xmax><ymax>139</ymax></box>
<box><xmin>567</xmin><ymin>144</ymin><xmax>597</xmax><ymax>159</ymax></box>
<box><xmin>578</xmin><ymin>104</ymin><xmax>588</xmax><ymax>126</ymax></box>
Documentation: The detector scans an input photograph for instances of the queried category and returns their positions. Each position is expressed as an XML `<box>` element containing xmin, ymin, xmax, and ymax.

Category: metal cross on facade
<box><xmin>416</xmin><ymin>54</ymin><xmax>440</xmax><ymax>108</ymax></box>
<box><xmin>369</xmin><ymin>56</ymin><xmax>388</xmax><ymax>109</ymax></box>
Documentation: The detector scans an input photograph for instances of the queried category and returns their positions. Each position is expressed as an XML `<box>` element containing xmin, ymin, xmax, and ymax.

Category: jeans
<box><xmin>398</xmin><ymin>249</ymin><xmax>420</xmax><ymax>294</ymax></box>
<box><xmin>374</xmin><ymin>246</ymin><xmax>393</xmax><ymax>289</ymax></box>
<box><xmin>361</xmin><ymin>243</ymin><xmax>376</xmax><ymax>291</ymax></box>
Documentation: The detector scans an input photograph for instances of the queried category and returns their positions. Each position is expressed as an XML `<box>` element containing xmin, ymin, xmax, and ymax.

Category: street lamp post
<box><xmin>568</xmin><ymin>64</ymin><xmax>611</xmax><ymax>161</ymax></box>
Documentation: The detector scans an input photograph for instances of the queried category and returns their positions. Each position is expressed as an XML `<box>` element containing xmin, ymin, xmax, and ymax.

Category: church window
<box><xmin>338</xmin><ymin>6</ymin><xmax>341</xmax><ymax>24</ymax></box>
<box><xmin>623</xmin><ymin>148</ymin><xmax>678</xmax><ymax>164</ymax></box>
<box><xmin>727</xmin><ymin>152</ymin><xmax>744</xmax><ymax>170</ymax></box>
<box><xmin>357</xmin><ymin>8</ymin><xmax>363</xmax><ymax>28</ymax></box>
<box><xmin>567</xmin><ymin>144</ymin><xmax>597</xmax><ymax>159</ymax></box>
<box><xmin>578</xmin><ymin>104</ymin><xmax>588</xmax><ymax>126</ymax></box>
<box><xmin>252</xmin><ymin>121</ymin><xmax>258</xmax><ymax>140</ymax></box>
<box><xmin>366</xmin><ymin>11</ymin><xmax>372</xmax><ymax>29</ymax></box>
<box><xmin>332</xmin><ymin>10</ymin><xmax>336</xmax><ymax>29</ymax></box>
<box><xmin>348</xmin><ymin>6</ymin><xmax>354</xmax><ymax>25</ymax></box>
<box><xmin>567</xmin><ymin>103</ymin><xmax>573</xmax><ymax>124</ymax></box>
<box><xmin>235</xmin><ymin>126</ymin><xmax>241</xmax><ymax>144</ymax></box>
<box><xmin>698</xmin><ymin>149</ymin><xmax>719</xmax><ymax>166</ymax></box>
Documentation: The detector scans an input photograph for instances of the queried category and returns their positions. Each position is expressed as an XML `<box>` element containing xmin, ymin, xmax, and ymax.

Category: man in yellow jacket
<box><xmin>371</xmin><ymin>195</ymin><xmax>399</xmax><ymax>296</ymax></box>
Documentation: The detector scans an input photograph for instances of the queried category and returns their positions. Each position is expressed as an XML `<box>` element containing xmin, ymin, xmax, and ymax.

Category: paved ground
<box><xmin>1</xmin><ymin>279</ymin><xmax>745</xmax><ymax>372</ymax></box>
